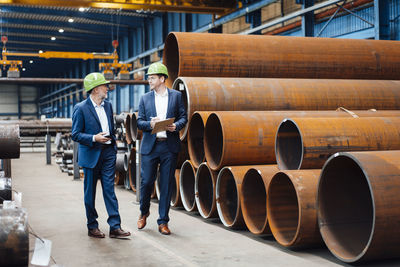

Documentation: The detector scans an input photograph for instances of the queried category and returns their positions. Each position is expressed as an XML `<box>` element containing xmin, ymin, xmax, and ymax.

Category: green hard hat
<box><xmin>83</xmin><ymin>72</ymin><xmax>110</xmax><ymax>92</ymax></box>
<box><xmin>147</xmin><ymin>62</ymin><xmax>168</xmax><ymax>78</ymax></box>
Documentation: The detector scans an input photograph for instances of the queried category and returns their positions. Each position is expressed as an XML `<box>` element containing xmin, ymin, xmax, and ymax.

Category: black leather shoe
<box><xmin>88</xmin><ymin>228</ymin><xmax>105</xmax><ymax>238</ymax></box>
<box><xmin>109</xmin><ymin>228</ymin><xmax>131</xmax><ymax>239</ymax></box>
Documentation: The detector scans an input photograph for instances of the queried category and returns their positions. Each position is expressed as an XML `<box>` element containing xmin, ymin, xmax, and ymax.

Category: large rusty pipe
<box><xmin>155</xmin><ymin>169</ymin><xmax>181</xmax><ymax>207</ymax></box>
<box><xmin>128</xmin><ymin>148</ymin><xmax>136</xmax><ymax>192</ymax></box>
<box><xmin>0</xmin><ymin>208</ymin><xmax>28</xmax><ymax>267</ymax></box>
<box><xmin>0</xmin><ymin>125</ymin><xmax>20</xmax><ymax>159</ymax></box>
<box><xmin>176</xmin><ymin>141</ymin><xmax>189</xmax><ymax>169</ymax></box>
<box><xmin>204</xmin><ymin>111</ymin><xmax>400</xmax><ymax>171</ymax></box>
<box><xmin>187</xmin><ymin>111</ymin><xmax>212</xmax><ymax>168</ymax></box>
<box><xmin>179</xmin><ymin>160</ymin><xmax>197</xmax><ymax>212</ymax></box>
<box><xmin>195</xmin><ymin>162</ymin><xmax>218</xmax><ymax>219</ymax></box>
<box><xmin>116</xmin><ymin>152</ymin><xmax>128</xmax><ymax>173</ymax></box>
<box><xmin>164</xmin><ymin>32</ymin><xmax>400</xmax><ymax>87</ymax></box>
<box><xmin>173</xmin><ymin>77</ymin><xmax>400</xmax><ymax>139</ymax></box>
<box><xmin>267</xmin><ymin>170</ymin><xmax>322</xmax><ymax>248</ymax></box>
<box><xmin>129</xmin><ymin>112</ymin><xmax>142</xmax><ymax>142</ymax></box>
<box><xmin>124</xmin><ymin>114</ymin><xmax>133</xmax><ymax>145</ymax></box>
<box><xmin>216</xmin><ymin>166</ymin><xmax>254</xmax><ymax>229</ymax></box>
<box><xmin>240</xmin><ymin>165</ymin><xmax>279</xmax><ymax>235</ymax></box>
<box><xmin>318</xmin><ymin>151</ymin><xmax>400</xmax><ymax>263</ymax></box>
<box><xmin>276</xmin><ymin>117</ymin><xmax>400</xmax><ymax>170</ymax></box>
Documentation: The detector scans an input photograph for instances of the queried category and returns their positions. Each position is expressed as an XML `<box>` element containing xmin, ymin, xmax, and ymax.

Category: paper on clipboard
<box><xmin>151</xmin><ymin>117</ymin><xmax>175</xmax><ymax>134</ymax></box>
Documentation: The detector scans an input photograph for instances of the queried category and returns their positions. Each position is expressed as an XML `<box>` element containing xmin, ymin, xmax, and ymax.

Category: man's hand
<box><xmin>166</xmin><ymin>123</ymin><xmax>176</xmax><ymax>132</ymax></box>
<box><xmin>150</xmin><ymin>117</ymin><xmax>160</xmax><ymax>129</ymax></box>
<box><xmin>94</xmin><ymin>132</ymin><xmax>111</xmax><ymax>143</ymax></box>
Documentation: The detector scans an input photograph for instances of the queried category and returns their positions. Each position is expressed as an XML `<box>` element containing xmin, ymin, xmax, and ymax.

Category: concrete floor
<box><xmin>10</xmin><ymin>152</ymin><xmax>400</xmax><ymax>267</ymax></box>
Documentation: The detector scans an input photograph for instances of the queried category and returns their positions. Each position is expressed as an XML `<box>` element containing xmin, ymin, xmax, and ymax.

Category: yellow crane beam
<box><xmin>0</xmin><ymin>0</ymin><xmax>237</xmax><ymax>14</ymax></box>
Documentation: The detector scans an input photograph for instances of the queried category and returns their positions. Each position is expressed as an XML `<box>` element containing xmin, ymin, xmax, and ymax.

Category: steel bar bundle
<box><xmin>275</xmin><ymin>117</ymin><xmax>400</xmax><ymax>170</ymax></box>
<box><xmin>318</xmin><ymin>151</ymin><xmax>400</xmax><ymax>262</ymax></box>
<box><xmin>267</xmin><ymin>170</ymin><xmax>322</xmax><ymax>248</ymax></box>
<box><xmin>173</xmin><ymin>77</ymin><xmax>400</xmax><ymax>139</ymax></box>
<box><xmin>240</xmin><ymin>165</ymin><xmax>279</xmax><ymax>235</ymax></box>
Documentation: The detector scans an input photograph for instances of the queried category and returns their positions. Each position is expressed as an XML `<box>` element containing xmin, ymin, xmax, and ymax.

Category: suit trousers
<box><xmin>83</xmin><ymin>146</ymin><xmax>121</xmax><ymax>230</ymax></box>
<box><xmin>140</xmin><ymin>141</ymin><xmax>178</xmax><ymax>225</ymax></box>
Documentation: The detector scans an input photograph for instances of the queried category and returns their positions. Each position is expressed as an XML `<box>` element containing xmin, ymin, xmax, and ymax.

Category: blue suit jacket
<box><xmin>71</xmin><ymin>97</ymin><xmax>116</xmax><ymax>168</ymax></box>
<box><xmin>137</xmin><ymin>88</ymin><xmax>187</xmax><ymax>155</ymax></box>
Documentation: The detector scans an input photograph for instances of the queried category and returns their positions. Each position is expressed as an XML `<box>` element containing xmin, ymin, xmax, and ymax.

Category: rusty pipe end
<box><xmin>267</xmin><ymin>172</ymin><xmax>301</xmax><ymax>247</ymax></box>
<box><xmin>163</xmin><ymin>32</ymin><xmax>179</xmax><ymax>87</ymax></box>
<box><xmin>172</xmin><ymin>77</ymin><xmax>189</xmax><ymax>140</ymax></box>
<box><xmin>241</xmin><ymin>168</ymin><xmax>270</xmax><ymax>235</ymax></box>
<box><xmin>188</xmin><ymin>112</ymin><xmax>206</xmax><ymax>168</ymax></box>
<box><xmin>124</xmin><ymin>114</ymin><xmax>133</xmax><ymax>144</ymax></box>
<box><xmin>204</xmin><ymin>113</ymin><xmax>224</xmax><ymax>171</ymax></box>
<box><xmin>179</xmin><ymin>160</ymin><xmax>197</xmax><ymax>212</ymax></box>
<box><xmin>216</xmin><ymin>167</ymin><xmax>241</xmax><ymax>228</ymax></box>
<box><xmin>275</xmin><ymin>118</ymin><xmax>303</xmax><ymax>170</ymax></box>
<box><xmin>195</xmin><ymin>162</ymin><xmax>218</xmax><ymax>219</ymax></box>
<box><xmin>129</xmin><ymin>113</ymin><xmax>138</xmax><ymax>142</ymax></box>
<box><xmin>170</xmin><ymin>170</ymin><xmax>182</xmax><ymax>207</ymax></box>
<box><xmin>318</xmin><ymin>153</ymin><xmax>374</xmax><ymax>263</ymax></box>
<box><xmin>128</xmin><ymin>148</ymin><xmax>136</xmax><ymax>192</ymax></box>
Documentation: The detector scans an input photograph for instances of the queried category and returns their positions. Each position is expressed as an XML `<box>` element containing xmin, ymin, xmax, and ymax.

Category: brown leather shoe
<box><xmin>137</xmin><ymin>212</ymin><xmax>150</xmax><ymax>230</ymax></box>
<box><xmin>109</xmin><ymin>228</ymin><xmax>131</xmax><ymax>239</ymax></box>
<box><xmin>88</xmin><ymin>228</ymin><xmax>105</xmax><ymax>238</ymax></box>
<box><xmin>158</xmin><ymin>224</ymin><xmax>171</xmax><ymax>235</ymax></box>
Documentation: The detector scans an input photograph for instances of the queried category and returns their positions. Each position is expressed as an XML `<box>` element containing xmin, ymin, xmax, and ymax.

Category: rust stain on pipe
<box><xmin>204</xmin><ymin>111</ymin><xmax>400</xmax><ymax>171</ymax></box>
<box><xmin>268</xmin><ymin>170</ymin><xmax>322</xmax><ymax>248</ymax></box>
<box><xmin>240</xmin><ymin>165</ymin><xmax>279</xmax><ymax>235</ymax></box>
<box><xmin>164</xmin><ymin>32</ymin><xmax>400</xmax><ymax>87</ymax></box>
<box><xmin>195</xmin><ymin>162</ymin><xmax>218</xmax><ymax>219</ymax></box>
<box><xmin>187</xmin><ymin>111</ymin><xmax>212</xmax><ymax>168</ymax></box>
<box><xmin>179</xmin><ymin>160</ymin><xmax>197</xmax><ymax>212</ymax></box>
<box><xmin>276</xmin><ymin>117</ymin><xmax>400</xmax><ymax>170</ymax></box>
<box><xmin>173</xmin><ymin>77</ymin><xmax>400</xmax><ymax>139</ymax></box>
<box><xmin>0</xmin><ymin>125</ymin><xmax>20</xmax><ymax>159</ymax></box>
<box><xmin>318</xmin><ymin>151</ymin><xmax>400</xmax><ymax>262</ymax></box>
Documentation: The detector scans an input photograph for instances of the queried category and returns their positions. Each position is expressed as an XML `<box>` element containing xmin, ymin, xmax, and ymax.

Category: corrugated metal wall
<box><xmin>0</xmin><ymin>84</ymin><xmax>37</xmax><ymax>119</ymax></box>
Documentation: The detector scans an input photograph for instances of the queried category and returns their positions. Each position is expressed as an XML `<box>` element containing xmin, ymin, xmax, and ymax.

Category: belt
<box><xmin>101</xmin><ymin>143</ymin><xmax>113</xmax><ymax>150</ymax></box>
<box><xmin>156</xmin><ymin>138</ymin><xmax>167</xmax><ymax>142</ymax></box>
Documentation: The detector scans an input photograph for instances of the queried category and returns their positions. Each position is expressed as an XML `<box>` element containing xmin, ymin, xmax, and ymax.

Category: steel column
<box><xmin>374</xmin><ymin>0</ymin><xmax>390</xmax><ymax>39</ymax></box>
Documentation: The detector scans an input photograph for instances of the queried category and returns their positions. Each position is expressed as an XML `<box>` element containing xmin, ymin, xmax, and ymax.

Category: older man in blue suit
<box><xmin>137</xmin><ymin>62</ymin><xmax>187</xmax><ymax>235</ymax></box>
<box><xmin>72</xmin><ymin>72</ymin><xmax>130</xmax><ymax>239</ymax></box>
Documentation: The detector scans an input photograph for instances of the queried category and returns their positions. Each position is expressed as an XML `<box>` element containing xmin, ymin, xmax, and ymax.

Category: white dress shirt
<box><xmin>154</xmin><ymin>89</ymin><xmax>168</xmax><ymax>138</ymax></box>
<box><xmin>90</xmin><ymin>96</ymin><xmax>111</xmax><ymax>144</ymax></box>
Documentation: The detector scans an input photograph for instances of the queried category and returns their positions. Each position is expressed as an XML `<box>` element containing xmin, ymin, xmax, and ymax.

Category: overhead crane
<box><xmin>1</xmin><ymin>36</ymin><xmax>132</xmax><ymax>79</ymax></box>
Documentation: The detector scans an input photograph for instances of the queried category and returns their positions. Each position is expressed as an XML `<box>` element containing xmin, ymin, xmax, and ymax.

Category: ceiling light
<box><xmin>22</xmin><ymin>68</ymin><xmax>26</xmax><ymax>71</ymax></box>
<box><xmin>29</xmin><ymin>60</ymin><xmax>33</xmax><ymax>64</ymax></box>
<box><xmin>79</xmin><ymin>7</ymin><xmax>85</xmax><ymax>12</ymax></box>
<box><xmin>39</xmin><ymin>50</ymin><xmax>43</xmax><ymax>53</ymax></box>
<box><xmin>58</xmin><ymin>29</ymin><xmax>64</xmax><ymax>33</ymax></box>
<box><xmin>68</xmin><ymin>18</ymin><xmax>74</xmax><ymax>23</ymax></box>
<box><xmin>51</xmin><ymin>37</ymin><xmax>56</xmax><ymax>41</ymax></box>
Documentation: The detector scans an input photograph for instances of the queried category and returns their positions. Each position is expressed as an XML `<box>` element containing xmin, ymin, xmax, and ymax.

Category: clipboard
<box><xmin>151</xmin><ymin>117</ymin><xmax>175</xmax><ymax>134</ymax></box>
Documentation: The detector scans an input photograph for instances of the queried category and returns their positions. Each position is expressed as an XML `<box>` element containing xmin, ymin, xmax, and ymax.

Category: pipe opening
<box><xmin>179</xmin><ymin>161</ymin><xmax>196</xmax><ymax>211</ymax></box>
<box><xmin>318</xmin><ymin>156</ymin><xmax>373</xmax><ymax>261</ymax></box>
<box><xmin>163</xmin><ymin>33</ymin><xmax>179</xmax><ymax>86</ymax></box>
<box><xmin>204</xmin><ymin>114</ymin><xmax>223</xmax><ymax>170</ymax></box>
<box><xmin>241</xmin><ymin>169</ymin><xmax>267</xmax><ymax>234</ymax></box>
<box><xmin>170</xmin><ymin>170</ymin><xmax>179</xmax><ymax>206</ymax></box>
<box><xmin>129</xmin><ymin>113</ymin><xmax>138</xmax><ymax>142</ymax></box>
<box><xmin>217</xmin><ymin>168</ymin><xmax>238</xmax><ymax>226</ymax></box>
<box><xmin>276</xmin><ymin>119</ymin><xmax>303</xmax><ymax>170</ymax></box>
<box><xmin>196</xmin><ymin>164</ymin><xmax>215</xmax><ymax>218</ymax></box>
<box><xmin>267</xmin><ymin>172</ymin><xmax>299</xmax><ymax>245</ymax></box>
<box><xmin>188</xmin><ymin>113</ymin><xmax>206</xmax><ymax>167</ymax></box>
<box><xmin>125</xmin><ymin>114</ymin><xmax>132</xmax><ymax>144</ymax></box>
<box><xmin>128</xmin><ymin>149</ymin><xmax>136</xmax><ymax>191</ymax></box>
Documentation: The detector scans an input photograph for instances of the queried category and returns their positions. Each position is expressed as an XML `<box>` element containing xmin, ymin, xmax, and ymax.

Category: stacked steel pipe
<box><xmin>163</xmin><ymin>31</ymin><xmax>400</xmax><ymax>263</ymax></box>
